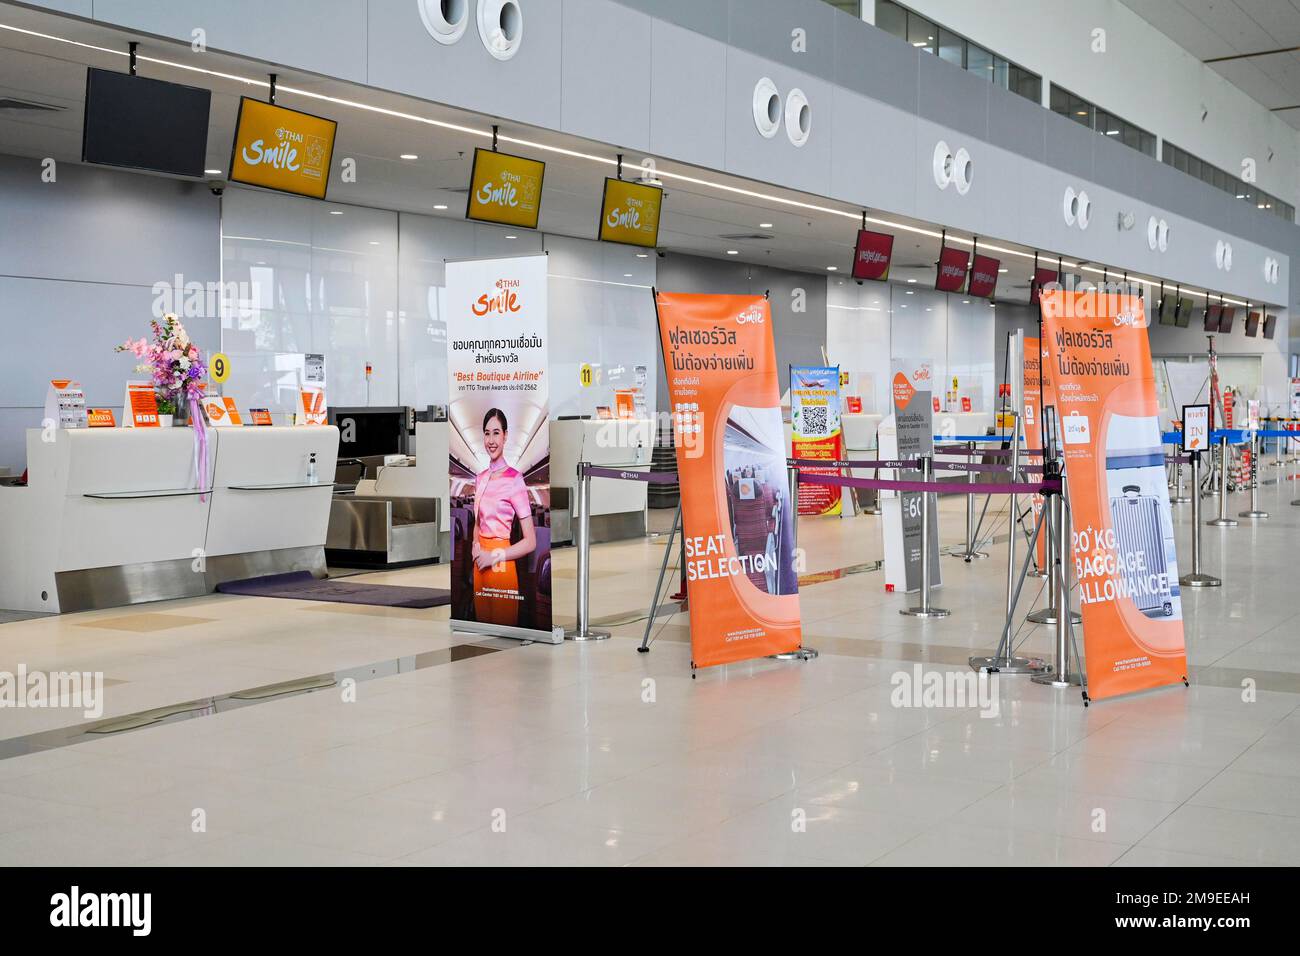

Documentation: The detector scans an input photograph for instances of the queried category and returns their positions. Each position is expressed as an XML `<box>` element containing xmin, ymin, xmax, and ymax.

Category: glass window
<box><xmin>938</xmin><ymin>28</ymin><xmax>963</xmax><ymax>67</ymax></box>
<box><xmin>1185</xmin><ymin>153</ymin><xmax>1201</xmax><ymax>179</ymax></box>
<box><xmin>1140</xmin><ymin>131</ymin><xmax>1156</xmax><ymax>157</ymax></box>
<box><xmin>1012</xmin><ymin>67</ymin><xmax>1041</xmax><ymax>102</ymax></box>
<box><xmin>991</xmin><ymin>55</ymin><xmax>1009</xmax><ymax>89</ymax></box>
<box><xmin>822</xmin><ymin>0</ymin><xmax>861</xmax><ymax>16</ymax></box>
<box><xmin>967</xmin><ymin>43</ymin><xmax>994</xmax><ymax>80</ymax></box>
<box><xmin>907</xmin><ymin>11</ymin><xmax>936</xmax><ymax>53</ymax></box>
<box><xmin>875</xmin><ymin>0</ymin><xmax>906</xmax><ymax>39</ymax></box>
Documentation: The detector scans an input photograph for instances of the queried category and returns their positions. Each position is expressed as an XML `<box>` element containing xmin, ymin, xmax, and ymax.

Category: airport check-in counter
<box><xmin>550</xmin><ymin>418</ymin><xmax>653</xmax><ymax>544</ymax></box>
<box><xmin>327</xmin><ymin>421</ymin><xmax>448</xmax><ymax>566</ymax></box>
<box><xmin>0</xmin><ymin>426</ymin><xmax>338</xmax><ymax>614</ymax></box>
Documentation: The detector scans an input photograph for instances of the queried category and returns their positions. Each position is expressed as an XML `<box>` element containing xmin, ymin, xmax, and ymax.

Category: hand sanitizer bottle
<box><xmin>307</xmin><ymin>452</ymin><xmax>318</xmax><ymax>485</ymax></box>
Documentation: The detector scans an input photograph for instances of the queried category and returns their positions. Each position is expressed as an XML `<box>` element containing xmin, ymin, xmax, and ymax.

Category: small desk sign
<box><xmin>249</xmin><ymin>408</ymin><xmax>274</xmax><ymax>426</ymax></box>
<box><xmin>44</xmin><ymin>379</ymin><xmax>88</xmax><ymax>429</ymax></box>
<box><xmin>122</xmin><ymin>382</ymin><xmax>160</xmax><ymax>428</ymax></box>
<box><xmin>203</xmin><ymin>396</ymin><xmax>244</xmax><ymax>426</ymax></box>
<box><xmin>86</xmin><ymin>408</ymin><xmax>116</xmax><ymax>428</ymax></box>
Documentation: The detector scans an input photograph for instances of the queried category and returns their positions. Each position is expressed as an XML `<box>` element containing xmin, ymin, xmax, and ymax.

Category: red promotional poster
<box><xmin>1030</xmin><ymin>266</ymin><xmax>1060</xmax><ymax>304</ymax></box>
<box><xmin>934</xmin><ymin>245</ymin><xmax>970</xmax><ymax>292</ymax></box>
<box><xmin>790</xmin><ymin>365</ymin><xmax>843</xmax><ymax>517</ymax></box>
<box><xmin>656</xmin><ymin>292</ymin><xmax>802</xmax><ymax>669</ymax></box>
<box><xmin>1040</xmin><ymin>289</ymin><xmax>1187</xmax><ymax>701</ymax></box>
<box><xmin>967</xmin><ymin>254</ymin><xmax>1000</xmax><ymax>298</ymax></box>
<box><xmin>851</xmin><ymin>229</ymin><xmax>894</xmax><ymax>281</ymax></box>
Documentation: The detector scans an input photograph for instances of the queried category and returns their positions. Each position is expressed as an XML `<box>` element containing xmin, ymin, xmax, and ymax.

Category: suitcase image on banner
<box><xmin>1109</xmin><ymin>484</ymin><xmax>1175</xmax><ymax>617</ymax></box>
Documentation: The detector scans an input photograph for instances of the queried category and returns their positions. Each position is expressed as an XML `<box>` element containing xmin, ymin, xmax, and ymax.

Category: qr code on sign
<box><xmin>801</xmin><ymin>405</ymin><xmax>829</xmax><ymax>436</ymax></box>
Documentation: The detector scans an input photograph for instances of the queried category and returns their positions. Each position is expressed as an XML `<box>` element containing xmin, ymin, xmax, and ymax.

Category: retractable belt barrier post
<box><xmin>563</xmin><ymin>461</ymin><xmax>611</xmax><ymax>642</ymax></box>
<box><xmin>1207</xmin><ymin>434</ymin><xmax>1239</xmax><ymax>528</ymax></box>
<box><xmin>1170</xmin><ymin>452</ymin><xmax>1191</xmax><ymax>504</ymax></box>
<box><xmin>1239</xmin><ymin>431</ymin><xmax>1268</xmax><ymax>520</ymax></box>
<box><xmin>1179</xmin><ymin>450</ymin><xmax>1220</xmax><ymax>589</ymax></box>
<box><xmin>1033</xmin><ymin>473</ymin><xmax>1082</xmax><ymax>688</ymax></box>
<box><xmin>953</xmin><ymin>439</ymin><xmax>989</xmax><ymax>561</ymax></box>
<box><xmin>899</xmin><ymin>456</ymin><xmax>948</xmax><ymax>619</ymax></box>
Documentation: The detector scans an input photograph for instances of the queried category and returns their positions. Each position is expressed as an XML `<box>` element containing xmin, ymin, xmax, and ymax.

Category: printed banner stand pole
<box><xmin>564</xmin><ymin>462</ymin><xmax>610</xmax><ymax>642</ymax></box>
<box><xmin>1169</xmin><ymin>456</ymin><xmax>1191</xmax><ymax>504</ymax></box>
<box><xmin>639</xmin><ymin>502</ymin><xmax>682</xmax><ymax>652</ymax></box>
<box><xmin>1032</xmin><ymin>478</ymin><xmax>1082</xmax><ymax>688</ymax></box>
<box><xmin>1238</xmin><ymin>432</ymin><xmax>1268</xmax><ymax>519</ymax></box>
<box><xmin>1207</xmin><ymin>435</ymin><xmax>1238</xmax><ymax>527</ymax></box>
<box><xmin>953</xmin><ymin>440</ymin><xmax>988</xmax><ymax>560</ymax></box>
<box><xmin>1179</xmin><ymin>450</ymin><xmax>1221</xmax><ymax>588</ymax></box>
<box><xmin>899</xmin><ymin>456</ymin><xmax>949</xmax><ymax>618</ymax></box>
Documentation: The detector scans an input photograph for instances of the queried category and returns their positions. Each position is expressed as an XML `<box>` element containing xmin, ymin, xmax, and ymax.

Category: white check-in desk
<box><xmin>0</xmin><ymin>426</ymin><xmax>338</xmax><ymax>613</ymax></box>
<box><xmin>550</xmin><ymin>417</ymin><xmax>653</xmax><ymax>544</ymax></box>
<box><xmin>933</xmin><ymin>411</ymin><xmax>994</xmax><ymax>439</ymax></box>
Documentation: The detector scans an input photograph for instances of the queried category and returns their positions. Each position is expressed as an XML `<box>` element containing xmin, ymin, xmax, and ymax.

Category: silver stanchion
<box><xmin>900</xmin><ymin>456</ymin><xmax>948</xmax><ymax>619</ymax></box>
<box><xmin>1207</xmin><ymin>435</ymin><xmax>1238</xmax><ymax>527</ymax></box>
<box><xmin>1033</xmin><ymin>477</ymin><xmax>1082</xmax><ymax>688</ymax></box>
<box><xmin>953</xmin><ymin>440</ymin><xmax>989</xmax><ymax>560</ymax></box>
<box><xmin>1239</xmin><ymin>432</ymin><xmax>1268</xmax><ymax>519</ymax></box>
<box><xmin>1170</xmin><ymin>455</ymin><xmax>1191</xmax><ymax>504</ymax></box>
<box><xmin>1179</xmin><ymin>450</ymin><xmax>1220</xmax><ymax>588</ymax></box>
<box><xmin>564</xmin><ymin>461</ymin><xmax>610</xmax><ymax>642</ymax></box>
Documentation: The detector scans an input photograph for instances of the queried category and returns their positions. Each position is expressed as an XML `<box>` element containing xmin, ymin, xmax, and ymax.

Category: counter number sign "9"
<box><xmin>211</xmin><ymin>353</ymin><xmax>231</xmax><ymax>384</ymax></box>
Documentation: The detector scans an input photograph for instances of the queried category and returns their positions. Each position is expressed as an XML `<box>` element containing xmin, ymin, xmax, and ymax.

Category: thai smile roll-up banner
<box><xmin>447</xmin><ymin>254</ymin><xmax>553</xmax><ymax>641</ymax></box>
<box><xmin>790</xmin><ymin>365</ymin><xmax>843</xmax><ymax>516</ymax></box>
<box><xmin>1040</xmin><ymin>289</ymin><xmax>1186</xmax><ymax>700</ymax></box>
<box><xmin>656</xmin><ymin>293</ymin><xmax>801</xmax><ymax>668</ymax></box>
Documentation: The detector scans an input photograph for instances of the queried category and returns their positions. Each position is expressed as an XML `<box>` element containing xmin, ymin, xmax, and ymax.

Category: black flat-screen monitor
<box><xmin>1174</xmin><ymin>297</ymin><xmax>1195</xmax><ymax>328</ymax></box>
<box><xmin>1218</xmin><ymin>307</ymin><xmax>1236</xmax><ymax>333</ymax></box>
<box><xmin>329</xmin><ymin>407</ymin><xmax>413</xmax><ymax>459</ymax></box>
<box><xmin>82</xmin><ymin>67</ymin><xmax>210</xmax><ymax>177</ymax></box>
<box><xmin>1245</xmin><ymin>312</ymin><xmax>1260</xmax><ymax>337</ymax></box>
<box><xmin>1204</xmin><ymin>304</ymin><xmax>1221</xmax><ymax>332</ymax></box>
<box><xmin>1157</xmin><ymin>295</ymin><xmax>1177</xmax><ymax>326</ymax></box>
<box><xmin>1263</xmin><ymin>314</ymin><xmax>1277</xmax><ymax>340</ymax></box>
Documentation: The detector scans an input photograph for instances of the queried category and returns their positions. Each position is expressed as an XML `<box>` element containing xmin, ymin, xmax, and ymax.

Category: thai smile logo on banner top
<box><xmin>655</xmin><ymin>292</ymin><xmax>802</xmax><ymax>669</ymax></box>
<box><xmin>446</xmin><ymin>254</ymin><xmax>552</xmax><ymax>643</ymax></box>
<box><xmin>1039</xmin><ymin>289</ymin><xmax>1187</xmax><ymax>701</ymax></box>
<box><xmin>790</xmin><ymin>365</ymin><xmax>843</xmax><ymax>517</ymax></box>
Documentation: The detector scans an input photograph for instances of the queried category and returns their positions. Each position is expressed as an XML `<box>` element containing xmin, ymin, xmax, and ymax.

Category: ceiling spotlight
<box><xmin>827</xmin><ymin>266</ymin><xmax>838</xmax><ymax>271</ymax></box>
<box><xmin>400</xmin><ymin>153</ymin><xmax>418</xmax><ymax>160</ymax></box>
<box><xmin>433</xmin><ymin>204</ymin><xmax>448</xmax><ymax>210</ymax></box>
<box><xmin>760</xmin><ymin>222</ymin><xmax>773</xmax><ymax>229</ymax></box>
<box><xmin>204</xmin><ymin>168</ymin><xmax>222</xmax><ymax>175</ymax></box>
<box><xmin>726</xmin><ymin>250</ymin><xmax>739</xmax><ymax>255</ymax></box>
<box><xmin>636</xmin><ymin>253</ymin><xmax>649</xmax><ymax>258</ymax></box>
<box><xmin>623</xmin><ymin>273</ymin><xmax>633</xmax><ymax>277</ymax></box>
<box><xmin>907</xmin><ymin>278</ymin><xmax>917</xmax><ymax>283</ymax></box>
<box><xmin>505</xmin><ymin>235</ymin><xmax>518</xmax><ymax>239</ymax></box>
<box><xmin>998</xmin><ymin>268</ymin><xmax>1008</xmax><ymax>273</ymax></box>
<box><xmin>329</xmin><ymin>210</ymin><xmax>344</xmax><ymax>215</ymax></box>
<box><xmin>905</xmin><ymin>290</ymin><xmax>914</xmax><ymax>295</ymax></box>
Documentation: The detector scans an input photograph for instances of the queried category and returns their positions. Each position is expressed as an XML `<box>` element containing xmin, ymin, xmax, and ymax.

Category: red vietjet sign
<box><xmin>967</xmin><ymin>254</ymin><xmax>1000</xmax><ymax>299</ymax></box>
<box><xmin>935</xmin><ymin>245</ymin><xmax>970</xmax><ymax>292</ymax></box>
<box><xmin>851</xmin><ymin>229</ymin><xmax>894</xmax><ymax>281</ymax></box>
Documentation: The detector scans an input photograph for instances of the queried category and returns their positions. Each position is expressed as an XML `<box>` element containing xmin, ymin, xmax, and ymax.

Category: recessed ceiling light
<box><xmin>962</xmin><ymin>300</ymin><xmax>970</xmax><ymax>304</ymax></box>
<box><xmin>907</xmin><ymin>278</ymin><xmax>917</xmax><ymax>283</ymax></box>
<box><xmin>905</xmin><ymin>290</ymin><xmax>914</xmax><ymax>295</ymax></box>
<box><xmin>329</xmin><ymin>210</ymin><xmax>344</xmax><ymax>215</ymax></box>
<box><xmin>998</xmin><ymin>268</ymin><xmax>1008</xmax><ymax>273</ymax></box>
<box><xmin>204</xmin><ymin>168</ymin><xmax>222</xmax><ymax>175</ymax></box>
<box><xmin>433</xmin><ymin>204</ymin><xmax>448</xmax><ymax>210</ymax></box>
<box><xmin>623</xmin><ymin>273</ymin><xmax>633</xmax><ymax>277</ymax></box>
<box><xmin>369</xmin><ymin>241</ymin><xmax>380</xmax><ymax>245</ymax></box>
<box><xmin>400</xmin><ymin>153</ymin><xmax>418</xmax><ymax>160</ymax></box>
<box><xmin>760</xmin><ymin>222</ymin><xmax>773</xmax><ymax>229</ymax></box>
<box><xmin>726</xmin><ymin>250</ymin><xmax>739</xmax><ymax>255</ymax></box>
<box><xmin>827</xmin><ymin>266</ymin><xmax>838</xmax><ymax>271</ymax></box>
<box><xmin>505</xmin><ymin>235</ymin><xmax>517</xmax><ymax>239</ymax></box>
<box><xmin>636</xmin><ymin>253</ymin><xmax>649</xmax><ymax>258</ymax></box>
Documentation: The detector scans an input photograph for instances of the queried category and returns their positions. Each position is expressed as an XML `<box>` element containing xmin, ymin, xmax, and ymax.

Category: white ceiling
<box><xmin>1121</xmin><ymin>0</ymin><xmax>1300</xmax><ymax>129</ymax></box>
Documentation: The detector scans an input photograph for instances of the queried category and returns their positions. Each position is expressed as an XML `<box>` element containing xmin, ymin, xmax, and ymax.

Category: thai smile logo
<box><xmin>892</xmin><ymin>372</ymin><xmax>916</xmax><ymax>408</ymax></box>
<box><xmin>736</xmin><ymin>305</ymin><xmax>765</xmax><ymax>325</ymax></box>
<box><xmin>472</xmin><ymin>278</ymin><xmax>523</xmax><ymax>316</ymax></box>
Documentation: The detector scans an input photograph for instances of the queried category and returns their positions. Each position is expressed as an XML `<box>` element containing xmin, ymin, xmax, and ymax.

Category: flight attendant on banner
<box><xmin>473</xmin><ymin>408</ymin><xmax>536</xmax><ymax>627</ymax></box>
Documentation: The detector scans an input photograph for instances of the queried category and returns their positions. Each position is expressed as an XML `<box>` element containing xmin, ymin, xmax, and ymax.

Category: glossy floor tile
<box><xmin>0</xmin><ymin>479</ymin><xmax>1297</xmax><ymax>865</ymax></box>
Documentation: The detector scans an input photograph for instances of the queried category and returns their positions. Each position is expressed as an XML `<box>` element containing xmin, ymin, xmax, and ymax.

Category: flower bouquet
<box><xmin>116</xmin><ymin>313</ymin><xmax>210</xmax><ymax>494</ymax></box>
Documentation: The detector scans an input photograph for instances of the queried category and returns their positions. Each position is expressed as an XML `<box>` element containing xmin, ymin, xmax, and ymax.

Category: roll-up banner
<box><xmin>882</xmin><ymin>359</ymin><xmax>941</xmax><ymax>593</ymax></box>
<box><xmin>790</xmin><ymin>365</ymin><xmax>843</xmax><ymax>517</ymax></box>
<box><xmin>655</xmin><ymin>292</ymin><xmax>802</xmax><ymax>669</ymax></box>
<box><xmin>1039</xmin><ymin>289</ymin><xmax>1187</xmax><ymax>700</ymax></box>
<box><xmin>1023</xmin><ymin>337</ymin><xmax>1055</xmax><ymax>571</ymax></box>
<box><xmin>446</xmin><ymin>254</ymin><xmax>558</xmax><ymax>644</ymax></box>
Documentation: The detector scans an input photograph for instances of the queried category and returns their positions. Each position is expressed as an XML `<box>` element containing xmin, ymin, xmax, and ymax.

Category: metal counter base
<box><xmin>54</xmin><ymin>546</ymin><xmax>327</xmax><ymax>614</ymax></box>
<box><xmin>325</xmin><ymin>493</ymin><xmax>441</xmax><ymax>568</ymax></box>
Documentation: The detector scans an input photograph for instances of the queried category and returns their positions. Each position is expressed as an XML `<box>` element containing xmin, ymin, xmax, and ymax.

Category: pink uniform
<box><xmin>475</xmin><ymin>458</ymin><xmax>530</xmax><ymax>538</ymax></box>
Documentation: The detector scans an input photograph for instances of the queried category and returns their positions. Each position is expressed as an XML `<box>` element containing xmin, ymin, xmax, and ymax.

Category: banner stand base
<box><xmin>970</xmin><ymin>655</ymin><xmax>1047</xmax><ymax>675</ymax></box>
<box><xmin>450</xmin><ymin>622</ymin><xmax>564</xmax><ymax>646</ymax></box>
<box><xmin>1180</xmin><ymin>572</ymin><xmax>1221</xmax><ymax>588</ymax></box>
<box><xmin>1026</xmin><ymin>607</ymin><xmax>1082</xmax><ymax>625</ymax></box>
<box><xmin>951</xmin><ymin>549</ymin><xmax>989</xmax><ymax>561</ymax></box>
<box><xmin>1030</xmin><ymin>667</ymin><xmax>1083</xmax><ymax>688</ymax></box>
<box><xmin>769</xmin><ymin>648</ymin><xmax>819</xmax><ymax>661</ymax></box>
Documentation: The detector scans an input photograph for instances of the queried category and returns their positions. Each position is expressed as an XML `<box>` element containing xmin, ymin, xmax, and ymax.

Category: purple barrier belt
<box><xmin>1166</xmin><ymin>454</ymin><xmax>1191</xmax><ymax>464</ymax></box>
<box><xmin>932</xmin><ymin>460</ymin><xmax>1045</xmax><ymax>475</ymax></box>
<box><xmin>797</xmin><ymin>472</ymin><xmax>1060</xmax><ymax>496</ymax></box>
<box><xmin>581</xmin><ymin>465</ymin><xmax>681</xmax><ymax>484</ymax></box>
<box><xmin>787</xmin><ymin>457</ymin><xmax>915</xmax><ymax>470</ymax></box>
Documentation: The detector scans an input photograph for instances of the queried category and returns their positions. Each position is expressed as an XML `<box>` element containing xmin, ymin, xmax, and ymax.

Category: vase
<box><xmin>159</xmin><ymin>414</ymin><xmax>174</xmax><ymax>428</ymax></box>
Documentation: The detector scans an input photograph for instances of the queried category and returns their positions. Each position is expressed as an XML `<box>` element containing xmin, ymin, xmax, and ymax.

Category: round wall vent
<box><xmin>478</xmin><ymin>0</ymin><xmax>523</xmax><ymax>61</ymax></box>
<box><xmin>785</xmin><ymin>88</ymin><xmax>811</xmax><ymax>147</ymax></box>
<box><xmin>419</xmin><ymin>0</ymin><xmax>470</xmax><ymax>44</ymax></box>
<box><xmin>1063</xmin><ymin>187</ymin><xmax>1077</xmax><ymax>226</ymax></box>
<box><xmin>933</xmin><ymin>141</ymin><xmax>953</xmax><ymax>189</ymax></box>
<box><xmin>753</xmin><ymin>77</ymin><xmax>780</xmax><ymax>139</ymax></box>
<box><xmin>1076</xmin><ymin>191</ymin><xmax>1091</xmax><ymax>229</ymax></box>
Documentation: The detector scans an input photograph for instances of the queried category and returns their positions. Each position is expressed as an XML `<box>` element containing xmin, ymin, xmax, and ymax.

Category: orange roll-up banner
<box><xmin>655</xmin><ymin>292</ymin><xmax>802</xmax><ymax>669</ymax></box>
<box><xmin>1040</xmin><ymin>289</ymin><xmax>1187</xmax><ymax>701</ymax></box>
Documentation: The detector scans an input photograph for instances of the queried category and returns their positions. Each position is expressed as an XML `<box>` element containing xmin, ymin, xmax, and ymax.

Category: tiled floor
<box><xmin>0</xmin><ymin>471</ymin><xmax>1297</xmax><ymax>866</ymax></box>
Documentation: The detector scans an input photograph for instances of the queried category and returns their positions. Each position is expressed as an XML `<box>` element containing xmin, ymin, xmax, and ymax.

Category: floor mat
<box><xmin>216</xmin><ymin>571</ymin><xmax>450</xmax><ymax>608</ymax></box>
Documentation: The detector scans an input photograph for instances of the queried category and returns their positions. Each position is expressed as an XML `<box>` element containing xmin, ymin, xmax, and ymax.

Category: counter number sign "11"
<box><xmin>580</xmin><ymin>363</ymin><xmax>595</xmax><ymax>387</ymax></box>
